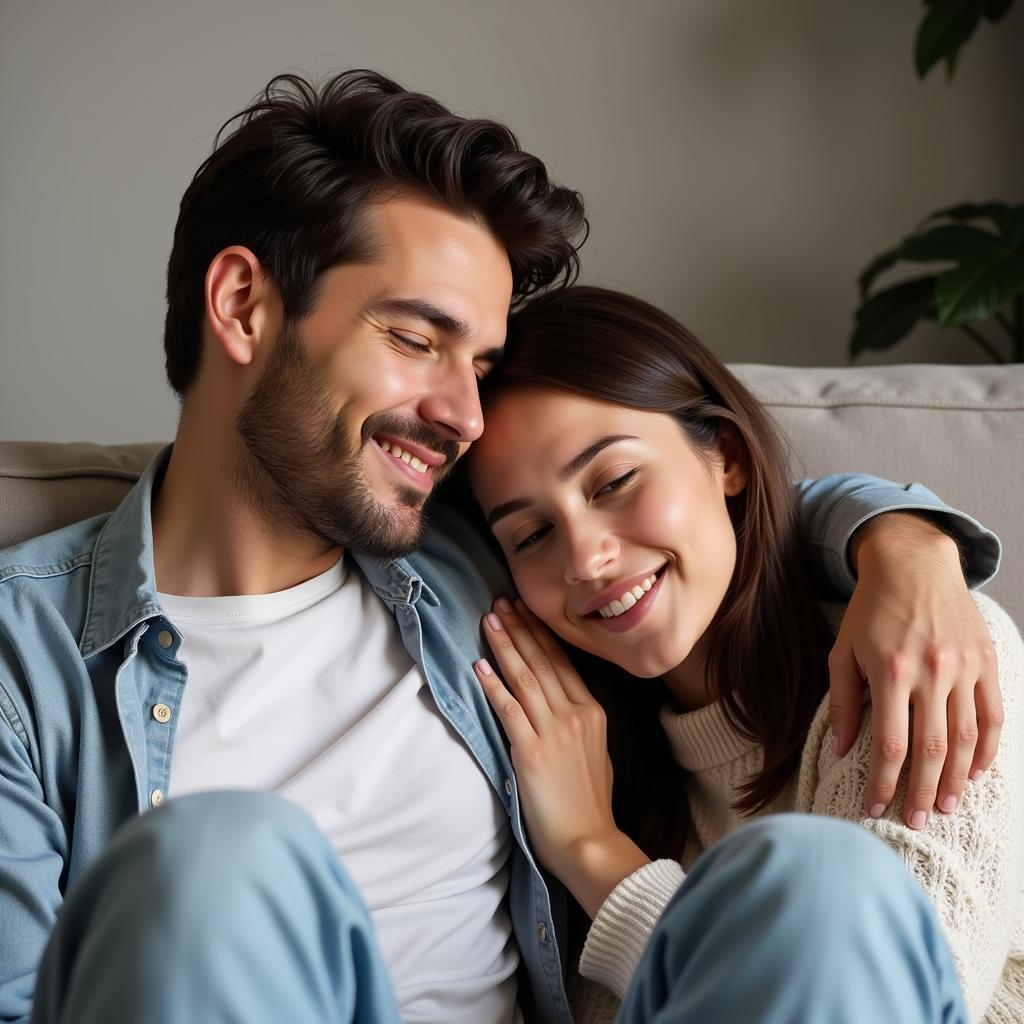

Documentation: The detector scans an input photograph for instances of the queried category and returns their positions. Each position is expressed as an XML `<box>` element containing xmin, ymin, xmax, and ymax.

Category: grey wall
<box><xmin>2</xmin><ymin>0</ymin><xmax>1022</xmax><ymax>442</ymax></box>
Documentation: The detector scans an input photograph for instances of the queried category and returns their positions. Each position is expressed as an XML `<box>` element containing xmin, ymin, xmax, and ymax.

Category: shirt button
<box><xmin>152</xmin><ymin>703</ymin><xmax>172</xmax><ymax>724</ymax></box>
<box><xmin>504</xmin><ymin>777</ymin><xmax>513</xmax><ymax>796</ymax></box>
<box><xmin>150</xmin><ymin>788</ymin><xmax>165</xmax><ymax>808</ymax></box>
<box><xmin>157</xmin><ymin>630</ymin><xmax>173</xmax><ymax>649</ymax></box>
<box><xmin>537</xmin><ymin>922</ymin><xmax>547</xmax><ymax>943</ymax></box>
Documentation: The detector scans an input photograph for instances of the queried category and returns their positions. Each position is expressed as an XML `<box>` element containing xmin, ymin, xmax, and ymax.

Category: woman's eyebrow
<box><xmin>557</xmin><ymin>434</ymin><xmax>638</xmax><ymax>481</ymax></box>
<box><xmin>486</xmin><ymin>434</ymin><xmax>638</xmax><ymax>527</ymax></box>
<box><xmin>487</xmin><ymin>497</ymin><xmax>533</xmax><ymax>527</ymax></box>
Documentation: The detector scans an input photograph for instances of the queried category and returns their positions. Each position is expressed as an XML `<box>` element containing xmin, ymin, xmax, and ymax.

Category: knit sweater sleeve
<box><xmin>577</xmin><ymin>859</ymin><xmax>686</xmax><ymax>998</ymax></box>
<box><xmin>796</xmin><ymin>592</ymin><xmax>1024</xmax><ymax>1023</ymax></box>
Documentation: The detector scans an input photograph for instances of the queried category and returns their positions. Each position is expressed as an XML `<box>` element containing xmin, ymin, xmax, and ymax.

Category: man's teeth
<box><xmin>598</xmin><ymin>574</ymin><xmax>658</xmax><ymax>618</ymax></box>
<box><xmin>379</xmin><ymin>440</ymin><xmax>429</xmax><ymax>474</ymax></box>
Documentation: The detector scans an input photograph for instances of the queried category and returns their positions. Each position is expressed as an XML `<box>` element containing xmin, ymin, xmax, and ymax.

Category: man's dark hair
<box><xmin>163</xmin><ymin>70</ymin><xmax>588</xmax><ymax>396</ymax></box>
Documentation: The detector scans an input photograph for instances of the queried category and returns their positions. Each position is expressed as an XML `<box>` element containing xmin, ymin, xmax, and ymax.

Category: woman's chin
<box><xmin>591</xmin><ymin>642</ymin><xmax>691</xmax><ymax>681</ymax></box>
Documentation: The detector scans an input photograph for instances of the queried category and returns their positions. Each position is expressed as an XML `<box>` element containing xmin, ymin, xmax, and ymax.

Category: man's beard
<box><xmin>234</xmin><ymin>320</ymin><xmax>458</xmax><ymax>559</ymax></box>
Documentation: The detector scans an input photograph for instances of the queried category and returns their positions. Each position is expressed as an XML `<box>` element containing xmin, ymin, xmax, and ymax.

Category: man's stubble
<box><xmin>234</xmin><ymin>320</ymin><xmax>458</xmax><ymax>560</ymax></box>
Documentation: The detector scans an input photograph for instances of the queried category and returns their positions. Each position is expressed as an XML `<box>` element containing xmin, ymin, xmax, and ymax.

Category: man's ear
<box><xmin>717</xmin><ymin>422</ymin><xmax>750</xmax><ymax>497</ymax></box>
<box><xmin>203</xmin><ymin>246</ymin><xmax>276</xmax><ymax>368</ymax></box>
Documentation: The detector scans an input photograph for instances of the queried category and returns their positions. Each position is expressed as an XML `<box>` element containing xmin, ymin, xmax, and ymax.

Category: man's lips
<box><xmin>371</xmin><ymin>433</ymin><xmax>448</xmax><ymax>468</ymax></box>
<box><xmin>370</xmin><ymin>436</ymin><xmax>449</xmax><ymax>492</ymax></box>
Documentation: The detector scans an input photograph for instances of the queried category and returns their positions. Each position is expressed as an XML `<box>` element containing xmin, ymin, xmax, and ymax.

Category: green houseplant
<box><xmin>850</xmin><ymin>1</ymin><xmax>1023</xmax><ymax>363</ymax></box>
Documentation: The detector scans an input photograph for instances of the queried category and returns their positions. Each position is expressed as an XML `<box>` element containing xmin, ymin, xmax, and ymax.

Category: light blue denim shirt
<box><xmin>0</xmin><ymin>448</ymin><xmax>1000</xmax><ymax>1024</ymax></box>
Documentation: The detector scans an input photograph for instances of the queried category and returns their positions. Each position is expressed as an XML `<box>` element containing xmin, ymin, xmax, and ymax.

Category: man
<box><xmin>0</xmin><ymin>71</ymin><xmax>1001</xmax><ymax>1023</ymax></box>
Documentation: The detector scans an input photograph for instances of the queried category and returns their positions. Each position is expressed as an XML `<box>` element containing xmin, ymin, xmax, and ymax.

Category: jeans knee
<box><xmin>696</xmin><ymin>813</ymin><xmax>913</xmax><ymax>922</ymax></box>
<box><xmin>105</xmin><ymin>790</ymin><xmax>333</xmax><ymax>907</ymax></box>
<box><xmin>641</xmin><ymin>815</ymin><xmax>963</xmax><ymax>1024</ymax></box>
<box><xmin>729</xmin><ymin>813</ymin><xmax>899</xmax><ymax>878</ymax></box>
<box><xmin>148</xmin><ymin>790</ymin><xmax>321</xmax><ymax>849</ymax></box>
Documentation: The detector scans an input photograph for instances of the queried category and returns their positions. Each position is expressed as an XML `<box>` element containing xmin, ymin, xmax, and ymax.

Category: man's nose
<box><xmin>418</xmin><ymin>364</ymin><xmax>483</xmax><ymax>443</ymax></box>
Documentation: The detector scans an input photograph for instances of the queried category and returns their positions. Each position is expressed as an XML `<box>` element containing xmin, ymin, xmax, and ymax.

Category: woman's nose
<box><xmin>563</xmin><ymin>523</ymin><xmax>619</xmax><ymax>585</ymax></box>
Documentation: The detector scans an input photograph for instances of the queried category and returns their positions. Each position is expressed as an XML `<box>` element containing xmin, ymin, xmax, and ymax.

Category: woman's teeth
<box><xmin>379</xmin><ymin>440</ymin><xmax>429</xmax><ymax>474</ymax></box>
<box><xmin>597</xmin><ymin>574</ymin><xmax>658</xmax><ymax>618</ymax></box>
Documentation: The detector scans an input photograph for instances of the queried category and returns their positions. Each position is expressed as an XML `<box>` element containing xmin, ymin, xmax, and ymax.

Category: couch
<box><xmin>1</xmin><ymin>362</ymin><xmax>1021</xmax><ymax>1023</ymax></box>
<box><xmin>2</xmin><ymin>363</ymin><xmax>1021</xmax><ymax>624</ymax></box>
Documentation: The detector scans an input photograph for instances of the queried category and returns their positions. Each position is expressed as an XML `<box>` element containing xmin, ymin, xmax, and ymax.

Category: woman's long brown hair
<box><xmin>474</xmin><ymin>285</ymin><xmax>835</xmax><ymax>862</ymax></box>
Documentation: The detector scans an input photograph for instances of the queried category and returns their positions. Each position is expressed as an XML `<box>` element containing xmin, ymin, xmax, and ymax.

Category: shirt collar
<box><xmin>353</xmin><ymin>551</ymin><xmax>440</xmax><ymax>610</ymax></box>
<box><xmin>79</xmin><ymin>445</ymin><xmax>438</xmax><ymax>658</ymax></box>
<box><xmin>80</xmin><ymin>445</ymin><xmax>170</xmax><ymax>658</ymax></box>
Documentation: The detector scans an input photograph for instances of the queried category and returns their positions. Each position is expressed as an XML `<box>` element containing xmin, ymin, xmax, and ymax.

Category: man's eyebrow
<box><xmin>486</xmin><ymin>435</ymin><xmax>638</xmax><ymax>528</ymax></box>
<box><xmin>371</xmin><ymin>298</ymin><xmax>471</xmax><ymax>340</ymax></box>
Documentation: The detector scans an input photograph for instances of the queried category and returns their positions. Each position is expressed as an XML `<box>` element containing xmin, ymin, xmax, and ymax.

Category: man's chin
<box><xmin>340</xmin><ymin>501</ymin><xmax>428</xmax><ymax>561</ymax></box>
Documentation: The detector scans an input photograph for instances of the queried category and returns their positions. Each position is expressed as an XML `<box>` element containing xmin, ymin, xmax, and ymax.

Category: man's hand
<box><xmin>830</xmin><ymin>513</ymin><xmax>1003</xmax><ymax>828</ymax></box>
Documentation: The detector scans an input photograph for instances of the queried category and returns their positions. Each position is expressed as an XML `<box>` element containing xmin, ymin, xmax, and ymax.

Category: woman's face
<box><xmin>470</xmin><ymin>387</ymin><xmax>748</xmax><ymax>698</ymax></box>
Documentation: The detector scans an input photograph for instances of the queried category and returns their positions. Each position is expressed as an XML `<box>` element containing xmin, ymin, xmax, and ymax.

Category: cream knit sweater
<box><xmin>573</xmin><ymin>594</ymin><xmax>1024</xmax><ymax>1024</ymax></box>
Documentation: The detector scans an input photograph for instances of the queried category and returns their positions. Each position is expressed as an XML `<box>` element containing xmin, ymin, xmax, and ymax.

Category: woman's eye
<box><xmin>597</xmin><ymin>468</ymin><xmax>639</xmax><ymax>496</ymax></box>
<box><xmin>389</xmin><ymin>330</ymin><xmax>431</xmax><ymax>353</ymax></box>
<box><xmin>511</xmin><ymin>525</ymin><xmax>551</xmax><ymax>554</ymax></box>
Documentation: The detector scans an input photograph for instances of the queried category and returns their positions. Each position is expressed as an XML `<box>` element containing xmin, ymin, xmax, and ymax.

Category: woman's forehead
<box><xmin>472</xmin><ymin>388</ymin><xmax>671</xmax><ymax>492</ymax></box>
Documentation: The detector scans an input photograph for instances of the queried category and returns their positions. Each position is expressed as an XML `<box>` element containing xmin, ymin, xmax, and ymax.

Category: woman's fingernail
<box><xmin>940</xmin><ymin>795</ymin><xmax>957</xmax><ymax>813</ymax></box>
<box><xmin>831</xmin><ymin>733</ymin><xmax>841</xmax><ymax>756</ymax></box>
<box><xmin>476</xmin><ymin>658</ymin><xmax>493</xmax><ymax>676</ymax></box>
<box><xmin>869</xmin><ymin>803</ymin><xmax>887</xmax><ymax>819</ymax></box>
<box><xmin>485</xmin><ymin>613</ymin><xmax>503</xmax><ymax>631</ymax></box>
<box><xmin>495</xmin><ymin>597</ymin><xmax>513</xmax><ymax>613</ymax></box>
<box><xmin>910</xmin><ymin>810</ymin><xmax>928</xmax><ymax>829</ymax></box>
<box><xmin>970</xmin><ymin>769</ymin><xmax>983</xmax><ymax>782</ymax></box>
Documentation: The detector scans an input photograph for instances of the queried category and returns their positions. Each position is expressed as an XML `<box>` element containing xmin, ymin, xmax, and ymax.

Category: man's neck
<box><xmin>151</xmin><ymin>428</ymin><xmax>342</xmax><ymax>598</ymax></box>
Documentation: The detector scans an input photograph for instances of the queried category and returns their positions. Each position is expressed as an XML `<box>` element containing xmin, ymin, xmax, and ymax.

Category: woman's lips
<box><xmin>587</xmin><ymin>568</ymin><xmax>666</xmax><ymax>634</ymax></box>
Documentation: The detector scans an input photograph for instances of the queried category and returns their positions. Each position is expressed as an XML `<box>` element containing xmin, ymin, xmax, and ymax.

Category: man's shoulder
<box><xmin>0</xmin><ymin>513</ymin><xmax>108</xmax><ymax>589</ymax></box>
<box><xmin>0</xmin><ymin>517</ymin><xmax>109</xmax><ymax>743</ymax></box>
<box><xmin>416</xmin><ymin>501</ymin><xmax>509</xmax><ymax>584</ymax></box>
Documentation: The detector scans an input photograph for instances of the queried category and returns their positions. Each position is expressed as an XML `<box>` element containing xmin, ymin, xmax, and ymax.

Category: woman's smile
<box><xmin>469</xmin><ymin>386</ymin><xmax>748</xmax><ymax>689</ymax></box>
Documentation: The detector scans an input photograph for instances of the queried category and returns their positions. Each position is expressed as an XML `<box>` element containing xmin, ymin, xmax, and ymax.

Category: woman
<box><xmin>466</xmin><ymin>287</ymin><xmax>1022</xmax><ymax>1023</ymax></box>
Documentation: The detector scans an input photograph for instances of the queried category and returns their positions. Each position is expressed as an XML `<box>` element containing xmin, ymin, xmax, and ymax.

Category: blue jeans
<box><xmin>31</xmin><ymin>795</ymin><xmax>966</xmax><ymax>1024</ymax></box>
<box><xmin>616</xmin><ymin>814</ymin><xmax>967</xmax><ymax>1024</ymax></box>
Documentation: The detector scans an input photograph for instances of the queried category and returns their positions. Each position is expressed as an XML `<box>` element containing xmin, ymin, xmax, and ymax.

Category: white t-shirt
<box><xmin>160</xmin><ymin>556</ymin><xmax>519</xmax><ymax>1023</ymax></box>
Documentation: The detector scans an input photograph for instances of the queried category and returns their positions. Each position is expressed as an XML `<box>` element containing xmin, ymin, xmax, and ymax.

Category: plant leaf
<box><xmin>998</xmin><ymin>205</ymin><xmax>1024</xmax><ymax>250</ymax></box>
<box><xmin>858</xmin><ymin>224</ymin><xmax>1004</xmax><ymax>297</ymax></box>
<box><xmin>915</xmin><ymin>0</ymin><xmax>983</xmax><ymax>78</ymax></box>
<box><xmin>850</xmin><ymin>276</ymin><xmax>937</xmax><ymax>357</ymax></box>
<box><xmin>925</xmin><ymin>201</ymin><xmax>1014</xmax><ymax>232</ymax></box>
<box><xmin>925</xmin><ymin>199</ymin><xmax>1011</xmax><ymax>224</ymax></box>
<box><xmin>901</xmin><ymin>224</ymin><xmax>1005</xmax><ymax>260</ymax></box>
<box><xmin>935</xmin><ymin>256</ymin><xmax>1024</xmax><ymax>325</ymax></box>
<box><xmin>857</xmin><ymin>247</ymin><xmax>904</xmax><ymax>298</ymax></box>
<box><xmin>983</xmin><ymin>0</ymin><xmax>1014</xmax><ymax>21</ymax></box>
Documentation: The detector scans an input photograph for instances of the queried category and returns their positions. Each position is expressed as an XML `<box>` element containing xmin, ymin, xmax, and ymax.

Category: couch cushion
<box><xmin>735</xmin><ymin>363</ymin><xmax>1023</xmax><ymax>625</ymax></box>
<box><xmin>0</xmin><ymin>364</ymin><xmax>1020</xmax><ymax>623</ymax></box>
<box><xmin>0</xmin><ymin>441</ymin><xmax>162</xmax><ymax>550</ymax></box>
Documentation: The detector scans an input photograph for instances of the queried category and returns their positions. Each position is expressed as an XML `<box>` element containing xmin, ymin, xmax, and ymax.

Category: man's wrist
<box><xmin>850</xmin><ymin>512</ymin><xmax>963</xmax><ymax>578</ymax></box>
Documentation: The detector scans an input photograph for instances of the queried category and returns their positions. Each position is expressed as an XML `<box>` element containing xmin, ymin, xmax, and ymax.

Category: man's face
<box><xmin>234</xmin><ymin>196</ymin><xmax>513</xmax><ymax>559</ymax></box>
